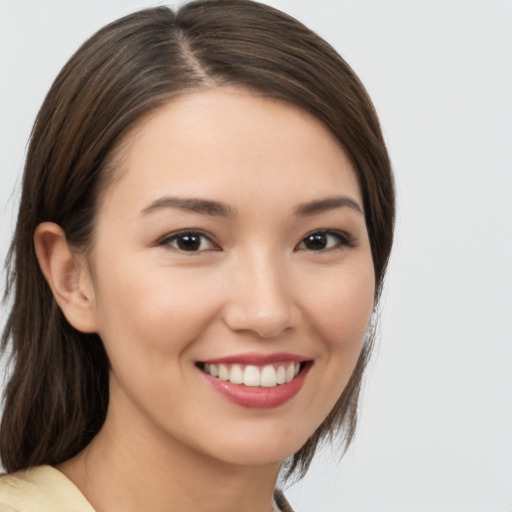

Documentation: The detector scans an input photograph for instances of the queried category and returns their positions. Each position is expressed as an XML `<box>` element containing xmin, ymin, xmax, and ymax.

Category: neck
<box><xmin>57</xmin><ymin>397</ymin><xmax>281</xmax><ymax>512</ymax></box>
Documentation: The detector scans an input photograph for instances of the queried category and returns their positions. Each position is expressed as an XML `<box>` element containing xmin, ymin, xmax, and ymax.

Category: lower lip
<box><xmin>200</xmin><ymin>365</ymin><xmax>310</xmax><ymax>409</ymax></box>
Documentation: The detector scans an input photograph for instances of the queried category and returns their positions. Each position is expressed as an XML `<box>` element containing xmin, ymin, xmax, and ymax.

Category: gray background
<box><xmin>1</xmin><ymin>1</ymin><xmax>511</xmax><ymax>510</ymax></box>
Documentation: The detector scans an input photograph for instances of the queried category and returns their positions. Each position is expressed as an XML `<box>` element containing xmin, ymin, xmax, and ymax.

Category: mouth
<box><xmin>196</xmin><ymin>360</ymin><xmax>309</xmax><ymax>388</ymax></box>
<box><xmin>196</xmin><ymin>353</ymin><xmax>312</xmax><ymax>408</ymax></box>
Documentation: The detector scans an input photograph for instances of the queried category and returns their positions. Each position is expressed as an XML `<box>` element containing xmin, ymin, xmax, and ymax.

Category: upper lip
<box><xmin>199</xmin><ymin>352</ymin><xmax>310</xmax><ymax>365</ymax></box>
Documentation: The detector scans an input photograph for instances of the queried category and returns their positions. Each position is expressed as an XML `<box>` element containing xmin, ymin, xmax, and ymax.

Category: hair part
<box><xmin>1</xmin><ymin>0</ymin><xmax>394</xmax><ymax>479</ymax></box>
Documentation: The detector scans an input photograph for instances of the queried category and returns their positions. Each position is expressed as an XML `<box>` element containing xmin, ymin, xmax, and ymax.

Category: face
<box><xmin>85</xmin><ymin>87</ymin><xmax>375</xmax><ymax>468</ymax></box>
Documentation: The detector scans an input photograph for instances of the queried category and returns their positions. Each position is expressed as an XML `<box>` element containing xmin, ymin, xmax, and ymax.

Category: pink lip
<box><xmin>200</xmin><ymin>352</ymin><xmax>309</xmax><ymax>365</ymax></box>
<box><xmin>198</xmin><ymin>360</ymin><xmax>312</xmax><ymax>409</ymax></box>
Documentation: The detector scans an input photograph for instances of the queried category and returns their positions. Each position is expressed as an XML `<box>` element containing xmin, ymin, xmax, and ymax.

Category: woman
<box><xmin>0</xmin><ymin>1</ymin><xmax>394</xmax><ymax>510</ymax></box>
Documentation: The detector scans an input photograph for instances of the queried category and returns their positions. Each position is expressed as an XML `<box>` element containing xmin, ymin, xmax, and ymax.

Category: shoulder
<box><xmin>0</xmin><ymin>466</ymin><xmax>95</xmax><ymax>512</ymax></box>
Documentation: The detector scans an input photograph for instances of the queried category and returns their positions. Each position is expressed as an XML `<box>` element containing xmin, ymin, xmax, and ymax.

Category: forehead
<box><xmin>99</xmin><ymin>87</ymin><xmax>361</xmax><ymax>216</ymax></box>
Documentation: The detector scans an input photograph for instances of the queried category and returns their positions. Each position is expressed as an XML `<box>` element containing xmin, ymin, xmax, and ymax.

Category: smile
<box><xmin>197</xmin><ymin>354</ymin><xmax>312</xmax><ymax>409</ymax></box>
<box><xmin>199</xmin><ymin>361</ymin><xmax>304</xmax><ymax>388</ymax></box>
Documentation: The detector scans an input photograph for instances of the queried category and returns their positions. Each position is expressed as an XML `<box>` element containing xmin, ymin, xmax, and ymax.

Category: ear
<box><xmin>34</xmin><ymin>222</ymin><xmax>98</xmax><ymax>333</ymax></box>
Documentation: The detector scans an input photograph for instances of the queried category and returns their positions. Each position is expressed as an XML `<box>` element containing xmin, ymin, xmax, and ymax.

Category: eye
<box><xmin>297</xmin><ymin>230</ymin><xmax>352</xmax><ymax>251</ymax></box>
<box><xmin>160</xmin><ymin>231</ymin><xmax>217</xmax><ymax>252</ymax></box>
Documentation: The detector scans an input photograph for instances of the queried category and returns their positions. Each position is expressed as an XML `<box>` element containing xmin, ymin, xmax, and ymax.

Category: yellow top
<box><xmin>0</xmin><ymin>465</ymin><xmax>94</xmax><ymax>511</ymax></box>
<box><xmin>0</xmin><ymin>465</ymin><xmax>292</xmax><ymax>512</ymax></box>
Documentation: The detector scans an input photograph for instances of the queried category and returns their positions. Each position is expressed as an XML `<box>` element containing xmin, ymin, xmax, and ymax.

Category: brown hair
<box><xmin>1</xmin><ymin>0</ymin><xmax>394</xmax><ymax>479</ymax></box>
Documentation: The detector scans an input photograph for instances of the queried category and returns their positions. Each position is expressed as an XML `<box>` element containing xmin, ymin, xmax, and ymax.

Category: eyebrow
<box><xmin>141</xmin><ymin>197</ymin><xmax>235</xmax><ymax>217</ymax></box>
<box><xmin>295</xmin><ymin>196</ymin><xmax>363</xmax><ymax>216</ymax></box>
<box><xmin>141</xmin><ymin>194</ymin><xmax>363</xmax><ymax>218</ymax></box>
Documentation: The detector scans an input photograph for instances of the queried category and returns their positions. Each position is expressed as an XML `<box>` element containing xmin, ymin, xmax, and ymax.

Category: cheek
<box><xmin>304</xmin><ymin>259</ymin><xmax>375</xmax><ymax>353</ymax></box>
<box><xmin>92</xmin><ymin>257</ymin><xmax>222</xmax><ymax>361</ymax></box>
<box><xmin>282</xmin><ymin>258</ymin><xmax>375</xmax><ymax>445</ymax></box>
<box><xmin>90</xmin><ymin>261</ymin><xmax>225</xmax><ymax>425</ymax></box>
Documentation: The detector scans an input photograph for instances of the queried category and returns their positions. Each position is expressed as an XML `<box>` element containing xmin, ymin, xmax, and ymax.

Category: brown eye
<box><xmin>297</xmin><ymin>231</ymin><xmax>351</xmax><ymax>251</ymax></box>
<box><xmin>162</xmin><ymin>231</ymin><xmax>216</xmax><ymax>252</ymax></box>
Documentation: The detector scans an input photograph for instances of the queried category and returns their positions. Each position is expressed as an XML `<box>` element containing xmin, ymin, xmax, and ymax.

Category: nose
<box><xmin>222</xmin><ymin>251</ymin><xmax>300</xmax><ymax>339</ymax></box>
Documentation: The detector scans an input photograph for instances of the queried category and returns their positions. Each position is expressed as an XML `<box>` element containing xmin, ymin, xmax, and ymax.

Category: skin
<box><xmin>35</xmin><ymin>87</ymin><xmax>375</xmax><ymax>512</ymax></box>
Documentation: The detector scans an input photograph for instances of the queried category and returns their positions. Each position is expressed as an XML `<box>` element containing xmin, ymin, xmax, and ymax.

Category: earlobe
<box><xmin>34</xmin><ymin>222</ymin><xmax>97</xmax><ymax>333</ymax></box>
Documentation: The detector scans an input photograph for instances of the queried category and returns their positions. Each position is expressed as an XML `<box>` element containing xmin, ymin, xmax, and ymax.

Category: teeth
<box><xmin>202</xmin><ymin>361</ymin><xmax>303</xmax><ymax>388</ymax></box>
<box><xmin>244</xmin><ymin>365</ymin><xmax>260</xmax><ymax>386</ymax></box>
<box><xmin>218</xmin><ymin>364</ymin><xmax>229</xmax><ymax>381</ymax></box>
<box><xmin>276</xmin><ymin>366</ymin><xmax>286</xmax><ymax>385</ymax></box>
<box><xmin>285</xmin><ymin>364</ymin><xmax>295</xmax><ymax>383</ymax></box>
<box><xmin>261</xmin><ymin>365</ymin><xmax>277</xmax><ymax>387</ymax></box>
<box><xmin>229</xmin><ymin>364</ymin><xmax>244</xmax><ymax>384</ymax></box>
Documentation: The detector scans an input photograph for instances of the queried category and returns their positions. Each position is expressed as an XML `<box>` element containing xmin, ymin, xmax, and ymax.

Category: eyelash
<box><xmin>296</xmin><ymin>230</ymin><xmax>354</xmax><ymax>252</ymax></box>
<box><xmin>158</xmin><ymin>230</ymin><xmax>218</xmax><ymax>252</ymax></box>
<box><xmin>158</xmin><ymin>229</ymin><xmax>354</xmax><ymax>253</ymax></box>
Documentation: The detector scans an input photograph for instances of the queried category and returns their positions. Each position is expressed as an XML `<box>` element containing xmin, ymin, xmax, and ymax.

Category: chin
<box><xmin>194</xmin><ymin>420</ymin><xmax>312</xmax><ymax>468</ymax></box>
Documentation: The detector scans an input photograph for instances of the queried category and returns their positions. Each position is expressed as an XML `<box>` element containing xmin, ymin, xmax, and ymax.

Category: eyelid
<box><xmin>157</xmin><ymin>229</ymin><xmax>220</xmax><ymax>252</ymax></box>
<box><xmin>155</xmin><ymin>228</ymin><xmax>353</xmax><ymax>253</ymax></box>
<box><xmin>296</xmin><ymin>229</ymin><xmax>354</xmax><ymax>251</ymax></box>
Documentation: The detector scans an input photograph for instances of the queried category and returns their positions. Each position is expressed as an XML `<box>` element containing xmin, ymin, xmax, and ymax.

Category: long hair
<box><xmin>1</xmin><ymin>0</ymin><xmax>394</xmax><ymax>479</ymax></box>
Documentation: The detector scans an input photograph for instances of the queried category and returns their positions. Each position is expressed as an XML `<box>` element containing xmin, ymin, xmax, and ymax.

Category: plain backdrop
<box><xmin>1</xmin><ymin>1</ymin><xmax>511</xmax><ymax>511</ymax></box>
